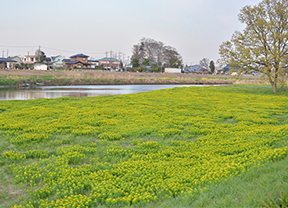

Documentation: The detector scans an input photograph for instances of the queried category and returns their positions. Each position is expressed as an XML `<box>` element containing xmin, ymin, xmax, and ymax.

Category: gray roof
<box><xmin>70</xmin><ymin>54</ymin><xmax>89</xmax><ymax>58</ymax></box>
<box><xmin>0</xmin><ymin>58</ymin><xmax>17</xmax><ymax>62</ymax></box>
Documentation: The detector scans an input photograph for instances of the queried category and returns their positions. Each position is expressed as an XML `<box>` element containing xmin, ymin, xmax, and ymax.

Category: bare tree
<box><xmin>131</xmin><ymin>37</ymin><xmax>183</xmax><ymax>68</ymax></box>
<box><xmin>131</xmin><ymin>44</ymin><xmax>145</xmax><ymax>65</ymax></box>
<box><xmin>199</xmin><ymin>58</ymin><xmax>210</xmax><ymax>68</ymax></box>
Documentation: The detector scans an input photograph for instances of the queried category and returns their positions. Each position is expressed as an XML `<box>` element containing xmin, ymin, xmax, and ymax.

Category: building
<box><xmin>9</xmin><ymin>56</ymin><xmax>22</xmax><ymax>68</ymax></box>
<box><xmin>66</xmin><ymin>54</ymin><xmax>91</xmax><ymax>69</ymax></box>
<box><xmin>0</xmin><ymin>58</ymin><xmax>16</xmax><ymax>69</ymax></box>
<box><xmin>23</xmin><ymin>55</ymin><xmax>39</xmax><ymax>67</ymax></box>
<box><xmin>62</xmin><ymin>59</ymin><xmax>71</xmax><ymax>66</ymax></box>
<box><xmin>218</xmin><ymin>65</ymin><xmax>239</xmax><ymax>74</ymax></box>
<box><xmin>34</xmin><ymin>63</ymin><xmax>48</xmax><ymax>70</ymax></box>
<box><xmin>51</xmin><ymin>55</ymin><xmax>65</xmax><ymax>68</ymax></box>
<box><xmin>89</xmin><ymin>60</ymin><xmax>99</xmax><ymax>68</ymax></box>
<box><xmin>98</xmin><ymin>57</ymin><xmax>120</xmax><ymax>68</ymax></box>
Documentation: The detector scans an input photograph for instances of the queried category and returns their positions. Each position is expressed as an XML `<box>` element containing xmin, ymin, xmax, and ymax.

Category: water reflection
<box><xmin>0</xmin><ymin>84</ymin><xmax>219</xmax><ymax>100</ymax></box>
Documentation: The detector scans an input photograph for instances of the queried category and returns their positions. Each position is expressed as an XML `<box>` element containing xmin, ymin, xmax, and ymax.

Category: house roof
<box><xmin>98</xmin><ymin>57</ymin><xmax>120</xmax><ymax>62</ymax></box>
<box><xmin>0</xmin><ymin>58</ymin><xmax>17</xmax><ymax>62</ymax></box>
<box><xmin>219</xmin><ymin>65</ymin><xmax>238</xmax><ymax>72</ymax></box>
<box><xmin>187</xmin><ymin>64</ymin><xmax>206</xmax><ymax>71</ymax></box>
<box><xmin>70</xmin><ymin>54</ymin><xmax>89</xmax><ymax>58</ymax></box>
<box><xmin>66</xmin><ymin>61</ymin><xmax>91</xmax><ymax>65</ymax></box>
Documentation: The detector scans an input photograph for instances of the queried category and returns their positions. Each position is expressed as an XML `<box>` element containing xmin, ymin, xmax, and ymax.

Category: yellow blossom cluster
<box><xmin>0</xmin><ymin>85</ymin><xmax>287</xmax><ymax>207</ymax></box>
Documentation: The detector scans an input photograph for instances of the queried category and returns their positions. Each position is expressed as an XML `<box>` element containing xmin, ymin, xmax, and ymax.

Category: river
<box><xmin>0</xmin><ymin>84</ymin><xmax>221</xmax><ymax>100</ymax></box>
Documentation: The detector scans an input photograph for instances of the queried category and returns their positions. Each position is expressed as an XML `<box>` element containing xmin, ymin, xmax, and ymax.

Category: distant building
<box><xmin>66</xmin><ymin>54</ymin><xmax>91</xmax><ymax>69</ymax></box>
<box><xmin>34</xmin><ymin>63</ymin><xmax>47</xmax><ymax>70</ymax></box>
<box><xmin>186</xmin><ymin>64</ymin><xmax>207</xmax><ymax>72</ymax></box>
<box><xmin>98</xmin><ymin>57</ymin><xmax>120</xmax><ymax>68</ymax></box>
<box><xmin>0</xmin><ymin>58</ymin><xmax>16</xmax><ymax>69</ymax></box>
<box><xmin>218</xmin><ymin>65</ymin><xmax>239</xmax><ymax>74</ymax></box>
<box><xmin>23</xmin><ymin>55</ymin><xmax>39</xmax><ymax>67</ymax></box>
<box><xmin>62</xmin><ymin>59</ymin><xmax>71</xmax><ymax>66</ymax></box>
<box><xmin>51</xmin><ymin>55</ymin><xmax>65</xmax><ymax>68</ymax></box>
<box><xmin>89</xmin><ymin>60</ymin><xmax>99</xmax><ymax>68</ymax></box>
<box><xmin>10</xmin><ymin>56</ymin><xmax>22</xmax><ymax>68</ymax></box>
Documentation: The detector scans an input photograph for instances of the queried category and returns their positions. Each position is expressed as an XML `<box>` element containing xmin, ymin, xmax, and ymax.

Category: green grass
<box><xmin>0</xmin><ymin>84</ymin><xmax>287</xmax><ymax>207</ymax></box>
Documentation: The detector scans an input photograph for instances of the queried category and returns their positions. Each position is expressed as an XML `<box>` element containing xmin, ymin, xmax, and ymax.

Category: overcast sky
<box><xmin>0</xmin><ymin>0</ymin><xmax>261</xmax><ymax>66</ymax></box>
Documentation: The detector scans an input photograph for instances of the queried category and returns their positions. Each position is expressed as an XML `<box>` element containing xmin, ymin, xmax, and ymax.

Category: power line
<box><xmin>0</xmin><ymin>45</ymin><xmax>106</xmax><ymax>55</ymax></box>
<box><xmin>0</xmin><ymin>45</ymin><xmax>38</xmax><ymax>48</ymax></box>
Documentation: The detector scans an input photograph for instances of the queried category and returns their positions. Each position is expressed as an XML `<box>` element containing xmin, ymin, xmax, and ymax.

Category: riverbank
<box><xmin>0</xmin><ymin>69</ymin><xmax>266</xmax><ymax>87</ymax></box>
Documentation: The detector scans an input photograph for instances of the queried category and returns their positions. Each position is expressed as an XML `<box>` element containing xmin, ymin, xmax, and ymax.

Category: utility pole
<box><xmin>110</xmin><ymin>51</ymin><xmax>113</xmax><ymax>68</ymax></box>
<box><xmin>105</xmin><ymin>51</ymin><xmax>108</xmax><ymax>68</ymax></box>
<box><xmin>7</xmin><ymin>50</ymin><xmax>9</xmax><ymax>58</ymax></box>
<box><xmin>118</xmin><ymin>51</ymin><xmax>121</xmax><ymax>61</ymax></box>
<box><xmin>38</xmin><ymin>45</ymin><xmax>41</xmax><ymax>62</ymax></box>
<box><xmin>2</xmin><ymin>50</ymin><xmax>4</xmax><ymax>58</ymax></box>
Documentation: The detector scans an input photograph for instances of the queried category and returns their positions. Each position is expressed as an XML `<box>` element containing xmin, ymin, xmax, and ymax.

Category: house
<box><xmin>218</xmin><ymin>65</ymin><xmax>239</xmax><ymax>74</ymax></box>
<box><xmin>88</xmin><ymin>60</ymin><xmax>99</xmax><ymax>68</ymax></box>
<box><xmin>98</xmin><ymin>57</ymin><xmax>120</xmax><ymax>68</ymax></box>
<box><xmin>66</xmin><ymin>54</ymin><xmax>91</xmax><ymax>69</ymax></box>
<box><xmin>23</xmin><ymin>55</ymin><xmax>39</xmax><ymax>67</ymax></box>
<box><xmin>34</xmin><ymin>63</ymin><xmax>47</xmax><ymax>70</ymax></box>
<box><xmin>9</xmin><ymin>56</ymin><xmax>22</xmax><ymax>68</ymax></box>
<box><xmin>62</xmin><ymin>59</ymin><xmax>71</xmax><ymax>66</ymax></box>
<box><xmin>0</xmin><ymin>58</ymin><xmax>16</xmax><ymax>69</ymax></box>
<box><xmin>186</xmin><ymin>64</ymin><xmax>209</xmax><ymax>73</ymax></box>
<box><xmin>51</xmin><ymin>55</ymin><xmax>65</xmax><ymax>68</ymax></box>
<box><xmin>124</xmin><ymin>63</ymin><xmax>133</xmax><ymax>69</ymax></box>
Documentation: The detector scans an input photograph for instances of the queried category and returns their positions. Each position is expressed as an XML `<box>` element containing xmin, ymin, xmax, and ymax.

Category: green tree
<box><xmin>131</xmin><ymin>58</ymin><xmax>140</xmax><ymax>68</ymax></box>
<box><xmin>35</xmin><ymin>49</ymin><xmax>46</xmax><ymax>63</ymax></box>
<box><xmin>142</xmin><ymin>58</ymin><xmax>151</xmax><ymax>66</ymax></box>
<box><xmin>209</xmin><ymin>60</ymin><xmax>215</xmax><ymax>73</ymax></box>
<box><xmin>219</xmin><ymin>0</ymin><xmax>288</xmax><ymax>93</ymax></box>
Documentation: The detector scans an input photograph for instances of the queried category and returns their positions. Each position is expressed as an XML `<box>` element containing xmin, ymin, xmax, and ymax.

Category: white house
<box><xmin>34</xmin><ymin>63</ymin><xmax>47</xmax><ymax>70</ymax></box>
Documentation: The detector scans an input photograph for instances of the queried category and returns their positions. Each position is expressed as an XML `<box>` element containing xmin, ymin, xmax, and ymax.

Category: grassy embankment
<box><xmin>0</xmin><ymin>84</ymin><xmax>287</xmax><ymax>208</ymax></box>
<box><xmin>0</xmin><ymin>74</ymin><xmax>261</xmax><ymax>86</ymax></box>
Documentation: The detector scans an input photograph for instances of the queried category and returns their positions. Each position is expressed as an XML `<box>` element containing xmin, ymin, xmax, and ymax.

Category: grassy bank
<box><xmin>0</xmin><ymin>71</ymin><xmax>268</xmax><ymax>87</ymax></box>
<box><xmin>0</xmin><ymin>84</ymin><xmax>287</xmax><ymax>207</ymax></box>
<box><xmin>0</xmin><ymin>74</ymin><xmax>235</xmax><ymax>86</ymax></box>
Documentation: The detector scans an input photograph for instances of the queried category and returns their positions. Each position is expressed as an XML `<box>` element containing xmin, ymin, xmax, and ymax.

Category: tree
<box><xmin>219</xmin><ymin>0</ymin><xmax>288</xmax><ymax>93</ymax></box>
<box><xmin>131</xmin><ymin>38</ymin><xmax>183</xmax><ymax>69</ymax></box>
<box><xmin>209</xmin><ymin>60</ymin><xmax>215</xmax><ymax>73</ymax></box>
<box><xmin>131</xmin><ymin>58</ymin><xmax>140</xmax><ymax>68</ymax></box>
<box><xmin>131</xmin><ymin>44</ymin><xmax>145</xmax><ymax>65</ymax></box>
<box><xmin>199</xmin><ymin>58</ymin><xmax>210</xmax><ymax>68</ymax></box>
<box><xmin>35</xmin><ymin>49</ymin><xmax>46</xmax><ymax>63</ymax></box>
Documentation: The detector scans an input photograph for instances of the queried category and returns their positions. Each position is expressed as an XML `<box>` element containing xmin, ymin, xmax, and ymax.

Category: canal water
<box><xmin>0</xmin><ymin>84</ymin><xmax>219</xmax><ymax>100</ymax></box>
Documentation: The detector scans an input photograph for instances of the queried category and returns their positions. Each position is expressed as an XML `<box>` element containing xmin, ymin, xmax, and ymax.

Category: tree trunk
<box><xmin>271</xmin><ymin>82</ymin><xmax>278</xmax><ymax>93</ymax></box>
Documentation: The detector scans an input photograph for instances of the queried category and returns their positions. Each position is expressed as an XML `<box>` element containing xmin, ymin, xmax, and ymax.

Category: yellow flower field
<box><xmin>0</xmin><ymin>85</ymin><xmax>287</xmax><ymax>207</ymax></box>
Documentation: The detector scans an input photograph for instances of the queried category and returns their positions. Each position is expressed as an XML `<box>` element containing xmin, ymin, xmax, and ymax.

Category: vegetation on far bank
<box><xmin>0</xmin><ymin>70</ymin><xmax>272</xmax><ymax>87</ymax></box>
<box><xmin>0</xmin><ymin>84</ymin><xmax>287</xmax><ymax>207</ymax></box>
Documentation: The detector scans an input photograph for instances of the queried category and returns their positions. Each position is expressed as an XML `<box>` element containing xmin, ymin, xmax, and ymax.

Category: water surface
<box><xmin>0</xmin><ymin>84</ymin><xmax>219</xmax><ymax>100</ymax></box>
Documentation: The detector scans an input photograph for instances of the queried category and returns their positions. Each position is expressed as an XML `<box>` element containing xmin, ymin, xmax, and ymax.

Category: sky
<box><xmin>0</xmin><ymin>0</ymin><xmax>261</xmax><ymax>66</ymax></box>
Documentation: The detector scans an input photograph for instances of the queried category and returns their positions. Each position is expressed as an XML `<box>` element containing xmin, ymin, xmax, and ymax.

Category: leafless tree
<box><xmin>199</xmin><ymin>58</ymin><xmax>210</xmax><ymax>68</ymax></box>
<box><xmin>131</xmin><ymin>37</ymin><xmax>182</xmax><ymax>68</ymax></box>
